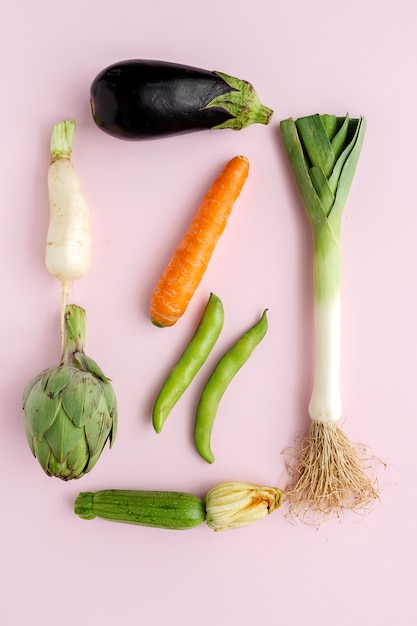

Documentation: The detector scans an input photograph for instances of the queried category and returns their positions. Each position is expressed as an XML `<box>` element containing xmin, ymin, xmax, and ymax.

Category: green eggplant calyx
<box><xmin>204</xmin><ymin>71</ymin><xmax>273</xmax><ymax>130</ymax></box>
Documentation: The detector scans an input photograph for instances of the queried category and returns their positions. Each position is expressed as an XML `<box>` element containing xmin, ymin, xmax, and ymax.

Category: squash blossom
<box><xmin>205</xmin><ymin>482</ymin><xmax>283</xmax><ymax>531</ymax></box>
<box><xmin>23</xmin><ymin>304</ymin><xmax>117</xmax><ymax>480</ymax></box>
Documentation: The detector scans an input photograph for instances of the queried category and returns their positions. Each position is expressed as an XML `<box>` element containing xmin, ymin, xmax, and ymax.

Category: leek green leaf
<box><xmin>330</xmin><ymin>114</ymin><xmax>350</xmax><ymax>161</ymax></box>
<box><xmin>296</xmin><ymin>115</ymin><xmax>335</xmax><ymax>177</ymax></box>
<box><xmin>280</xmin><ymin>113</ymin><xmax>366</xmax><ymax>303</ymax></box>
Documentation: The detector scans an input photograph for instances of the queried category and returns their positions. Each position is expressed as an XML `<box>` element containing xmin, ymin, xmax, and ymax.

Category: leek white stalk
<box><xmin>280</xmin><ymin>113</ymin><xmax>378</xmax><ymax>519</ymax></box>
<box><xmin>309</xmin><ymin>296</ymin><xmax>341</xmax><ymax>422</ymax></box>
<box><xmin>309</xmin><ymin>218</ymin><xmax>343</xmax><ymax>423</ymax></box>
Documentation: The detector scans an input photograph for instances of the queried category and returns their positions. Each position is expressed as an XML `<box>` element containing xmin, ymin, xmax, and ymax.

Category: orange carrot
<box><xmin>150</xmin><ymin>155</ymin><xmax>250</xmax><ymax>327</ymax></box>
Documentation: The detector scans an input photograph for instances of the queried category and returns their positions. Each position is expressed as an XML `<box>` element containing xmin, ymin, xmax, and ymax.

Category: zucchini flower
<box><xmin>23</xmin><ymin>304</ymin><xmax>117</xmax><ymax>480</ymax></box>
<box><xmin>205</xmin><ymin>482</ymin><xmax>283</xmax><ymax>531</ymax></box>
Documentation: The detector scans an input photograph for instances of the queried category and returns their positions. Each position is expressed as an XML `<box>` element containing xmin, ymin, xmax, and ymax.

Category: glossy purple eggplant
<box><xmin>90</xmin><ymin>59</ymin><xmax>273</xmax><ymax>140</ymax></box>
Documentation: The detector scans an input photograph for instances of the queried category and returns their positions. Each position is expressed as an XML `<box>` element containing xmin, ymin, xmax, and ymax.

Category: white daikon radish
<box><xmin>46</xmin><ymin>120</ymin><xmax>92</xmax><ymax>345</ymax></box>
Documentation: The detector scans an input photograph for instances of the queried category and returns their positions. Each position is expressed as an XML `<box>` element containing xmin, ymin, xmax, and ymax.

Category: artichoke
<box><xmin>23</xmin><ymin>304</ymin><xmax>117</xmax><ymax>480</ymax></box>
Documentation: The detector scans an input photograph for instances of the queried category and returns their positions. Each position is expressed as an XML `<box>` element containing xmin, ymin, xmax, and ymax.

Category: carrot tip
<box><xmin>151</xmin><ymin>319</ymin><xmax>165</xmax><ymax>328</ymax></box>
<box><xmin>151</xmin><ymin>316</ymin><xmax>178</xmax><ymax>328</ymax></box>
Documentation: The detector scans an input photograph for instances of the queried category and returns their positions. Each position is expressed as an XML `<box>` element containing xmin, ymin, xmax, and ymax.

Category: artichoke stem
<box><xmin>61</xmin><ymin>304</ymin><xmax>87</xmax><ymax>366</ymax></box>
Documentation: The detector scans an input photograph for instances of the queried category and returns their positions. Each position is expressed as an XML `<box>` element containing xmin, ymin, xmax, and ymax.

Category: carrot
<box><xmin>150</xmin><ymin>155</ymin><xmax>250</xmax><ymax>327</ymax></box>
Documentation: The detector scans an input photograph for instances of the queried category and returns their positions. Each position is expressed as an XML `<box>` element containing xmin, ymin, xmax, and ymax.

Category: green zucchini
<box><xmin>74</xmin><ymin>489</ymin><xmax>206</xmax><ymax>530</ymax></box>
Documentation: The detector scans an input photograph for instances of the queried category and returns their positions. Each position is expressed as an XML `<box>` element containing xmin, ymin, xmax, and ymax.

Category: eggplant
<box><xmin>90</xmin><ymin>59</ymin><xmax>273</xmax><ymax>140</ymax></box>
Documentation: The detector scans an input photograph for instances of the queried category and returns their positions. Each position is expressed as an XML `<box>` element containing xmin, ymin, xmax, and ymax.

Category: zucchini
<box><xmin>90</xmin><ymin>59</ymin><xmax>273</xmax><ymax>140</ymax></box>
<box><xmin>74</xmin><ymin>489</ymin><xmax>206</xmax><ymax>530</ymax></box>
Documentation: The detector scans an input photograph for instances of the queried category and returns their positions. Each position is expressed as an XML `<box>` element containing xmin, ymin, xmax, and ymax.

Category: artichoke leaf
<box><xmin>24</xmin><ymin>425</ymin><xmax>36</xmax><ymax>456</ymax></box>
<box><xmin>65</xmin><ymin>438</ymin><xmax>90</xmax><ymax>478</ymax></box>
<box><xmin>74</xmin><ymin>352</ymin><xmax>109</xmax><ymax>382</ymax></box>
<box><xmin>84</xmin><ymin>435</ymin><xmax>111</xmax><ymax>475</ymax></box>
<box><xmin>44</xmin><ymin>408</ymin><xmax>84</xmax><ymax>464</ymax></box>
<box><xmin>46</xmin><ymin>454</ymin><xmax>64</xmax><ymax>478</ymax></box>
<box><xmin>31</xmin><ymin>437</ymin><xmax>53</xmax><ymax>474</ymax></box>
<box><xmin>61</xmin><ymin>372</ymin><xmax>103</xmax><ymax>427</ymax></box>
<box><xmin>84</xmin><ymin>393</ymin><xmax>113</xmax><ymax>459</ymax></box>
<box><xmin>101</xmin><ymin>382</ymin><xmax>118</xmax><ymax>446</ymax></box>
<box><xmin>23</xmin><ymin>371</ymin><xmax>47</xmax><ymax>406</ymax></box>
<box><xmin>44</xmin><ymin>366</ymin><xmax>77</xmax><ymax>398</ymax></box>
<box><xmin>23</xmin><ymin>379</ymin><xmax>63</xmax><ymax>440</ymax></box>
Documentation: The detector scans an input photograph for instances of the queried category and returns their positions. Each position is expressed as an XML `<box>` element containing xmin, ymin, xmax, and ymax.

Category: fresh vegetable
<box><xmin>205</xmin><ymin>482</ymin><xmax>283</xmax><ymax>531</ymax></box>
<box><xmin>90</xmin><ymin>59</ymin><xmax>273</xmax><ymax>140</ymax></box>
<box><xmin>23</xmin><ymin>304</ymin><xmax>117</xmax><ymax>480</ymax></box>
<box><xmin>194</xmin><ymin>309</ymin><xmax>268</xmax><ymax>464</ymax></box>
<box><xmin>280</xmin><ymin>113</ymin><xmax>378</xmax><ymax>519</ymax></box>
<box><xmin>74</xmin><ymin>482</ymin><xmax>283</xmax><ymax>531</ymax></box>
<box><xmin>75</xmin><ymin>490</ymin><xmax>206</xmax><ymax>529</ymax></box>
<box><xmin>150</xmin><ymin>155</ymin><xmax>249</xmax><ymax>327</ymax></box>
<box><xmin>46</xmin><ymin>120</ymin><xmax>92</xmax><ymax>341</ymax></box>
<box><xmin>152</xmin><ymin>292</ymin><xmax>224</xmax><ymax>433</ymax></box>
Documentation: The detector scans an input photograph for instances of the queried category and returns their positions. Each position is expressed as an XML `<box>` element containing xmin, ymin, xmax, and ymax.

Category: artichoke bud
<box><xmin>205</xmin><ymin>482</ymin><xmax>283</xmax><ymax>531</ymax></box>
<box><xmin>23</xmin><ymin>304</ymin><xmax>118</xmax><ymax>481</ymax></box>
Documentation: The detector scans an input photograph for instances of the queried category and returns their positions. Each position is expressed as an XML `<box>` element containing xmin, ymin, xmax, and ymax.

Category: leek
<box><xmin>280</xmin><ymin>113</ymin><xmax>378</xmax><ymax>519</ymax></box>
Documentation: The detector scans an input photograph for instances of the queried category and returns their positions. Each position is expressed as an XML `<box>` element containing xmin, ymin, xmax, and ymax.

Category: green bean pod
<box><xmin>152</xmin><ymin>293</ymin><xmax>224</xmax><ymax>433</ymax></box>
<box><xmin>194</xmin><ymin>309</ymin><xmax>268</xmax><ymax>463</ymax></box>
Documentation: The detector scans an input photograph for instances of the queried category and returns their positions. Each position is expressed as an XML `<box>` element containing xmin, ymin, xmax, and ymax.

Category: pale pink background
<box><xmin>1</xmin><ymin>0</ymin><xmax>416</xmax><ymax>624</ymax></box>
